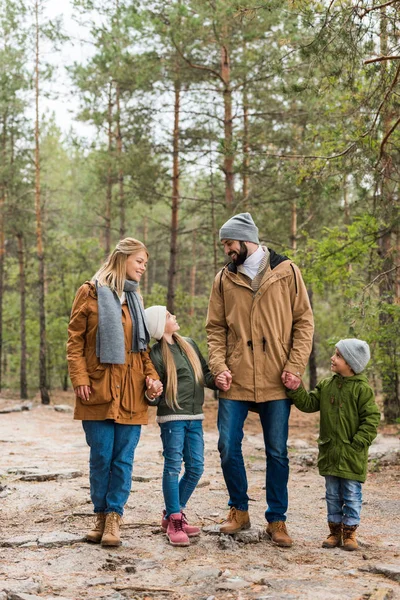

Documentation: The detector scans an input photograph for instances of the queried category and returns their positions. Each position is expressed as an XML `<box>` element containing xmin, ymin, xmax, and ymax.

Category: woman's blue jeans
<box><xmin>159</xmin><ymin>419</ymin><xmax>204</xmax><ymax>517</ymax></box>
<box><xmin>82</xmin><ymin>420</ymin><xmax>141</xmax><ymax>516</ymax></box>
<box><xmin>218</xmin><ymin>398</ymin><xmax>291</xmax><ymax>523</ymax></box>
<box><xmin>325</xmin><ymin>475</ymin><xmax>362</xmax><ymax>526</ymax></box>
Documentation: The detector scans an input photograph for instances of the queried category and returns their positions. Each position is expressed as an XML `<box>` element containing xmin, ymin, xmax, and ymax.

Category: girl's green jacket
<box><xmin>287</xmin><ymin>373</ymin><xmax>380</xmax><ymax>483</ymax></box>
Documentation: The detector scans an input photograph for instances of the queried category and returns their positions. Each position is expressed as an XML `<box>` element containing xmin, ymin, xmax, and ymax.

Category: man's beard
<box><xmin>229</xmin><ymin>242</ymin><xmax>248</xmax><ymax>266</ymax></box>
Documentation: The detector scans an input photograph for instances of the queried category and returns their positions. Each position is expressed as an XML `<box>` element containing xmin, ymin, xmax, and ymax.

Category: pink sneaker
<box><xmin>161</xmin><ymin>510</ymin><xmax>201</xmax><ymax>537</ymax></box>
<box><xmin>166</xmin><ymin>513</ymin><xmax>190</xmax><ymax>547</ymax></box>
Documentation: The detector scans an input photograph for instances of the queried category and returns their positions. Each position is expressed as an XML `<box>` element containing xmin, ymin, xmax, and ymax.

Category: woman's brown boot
<box><xmin>86</xmin><ymin>513</ymin><xmax>106</xmax><ymax>544</ymax></box>
<box><xmin>101</xmin><ymin>512</ymin><xmax>122</xmax><ymax>546</ymax></box>
<box><xmin>342</xmin><ymin>524</ymin><xmax>358</xmax><ymax>551</ymax></box>
<box><xmin>322</xmin><ymin>522</ymin><xmax>342</xmax><ymax>548</ymax></box>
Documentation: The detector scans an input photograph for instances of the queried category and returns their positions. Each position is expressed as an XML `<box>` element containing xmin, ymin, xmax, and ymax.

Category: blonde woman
<box><xmin>144</xmin><ymin>306</ymin><xmax>222</xmax><ymax>547</ymax></box>
<box><xmin>67</xmin><ymin>238</ymin><xmax>162</xmax><ymax>547</ymax></box>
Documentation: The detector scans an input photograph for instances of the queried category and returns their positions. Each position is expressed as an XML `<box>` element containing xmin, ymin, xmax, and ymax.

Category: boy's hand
<box><xmin>282</xmin><ymin>371</ymin><xmax>301</xmax><ymax>391</ymax></box>
<box><xmin>215</xmin><ymin>370</ymin><xmax>232</xmax><ymax>391</ymax></box>
<box><xmin>146</xmin><ymin>377</ymin><xmax>163</xmax><ymax>398</ymax></box>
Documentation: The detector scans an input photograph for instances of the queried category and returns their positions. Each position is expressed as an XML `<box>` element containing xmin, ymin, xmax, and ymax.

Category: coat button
<box><xmin>116</xmin><ymin>385</ymin><xmax>120</xmax><ymax>388</ymax></box>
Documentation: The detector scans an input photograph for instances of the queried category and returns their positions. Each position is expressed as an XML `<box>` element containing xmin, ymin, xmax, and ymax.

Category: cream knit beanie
<box><xmin>144</xmin><ymin>305</ymin><xmax>167</xmax><ymax>341</ymax></box>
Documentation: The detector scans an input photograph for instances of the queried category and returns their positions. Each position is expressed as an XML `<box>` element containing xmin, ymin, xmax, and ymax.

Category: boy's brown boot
<box><xmin>219</xmin><ymin>507</ymin><xmax>250</xmax><ymax>534</ymax></box>
<box><xmin>342</xmin><ymin>524</ymin><xmax>358</xmax><ymax>551</ymax></box>
<box><xmin>101</xmin><ymin>512</ymin><xmax>122</xmax><ymax>547</ymax></box>
<box><xmin>322</xmin><ymin>522</ymin><xmax>342</xmax><ymax>548</ymax></box>
<box><xmin>266</xmin><ymin>521</ymin><xmax>293</xmax><ymax>547</ymax></box>
<box><xmin>86</xmin><ymin>512</ymin><xmax>106</xmax><ymax>544</ymax></box>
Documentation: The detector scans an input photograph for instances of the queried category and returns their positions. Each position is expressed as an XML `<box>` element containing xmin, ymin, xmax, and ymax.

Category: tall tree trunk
<box><xmin>290</xmin><ymin>201</ymin><xmax>297</xmax><ymax>252</ymax></box>
<box><xmin>105</xmin><ymin>82</ymin><xmax>113</xmax><ymax>255</ymax></box>
<box><xmin>17</xmin><ymin>233</ymin><xmax>28</xmax><ymax>399</ymax></box>
<box><xmin>142</xmin><ymin>215</ymin><xmax>149</xmax><ymax>294</ymax></box>
<box><xmin>242</xmin><ymin>83</ymin><xmax>250</xmax><ymax>209</ymax></box>
<box><xmin>307</xmin><ymin>287</ymin><xmax>317</xmax><ymax>390</ymax></box>
<box><xmin>0</xmin><ymin>115</ymin><xmax>6</xmax><ymax>392</ymax></box>
<box><xmin>167</xmin><ymin>76</ymin><xmax>180</xmax><ymax>313</ymax></box>
<box><xmin>35</xmin><ymin>0</ymin><xmax>49</xmax><ymax>404</ymax></box>
<box><xmin>116</xmin><ymin>82</ymin><xmax>125</xmax><ymax>239</ymax></box>
<box><xmin>189</xmin><ymin>230</ymin><xmax>196</xmax><ymax>317</ymax></box>
<box><xmin>221</xmin><ymin>41</ymin><xmax>234</xmax><ymax>207</ymax></box>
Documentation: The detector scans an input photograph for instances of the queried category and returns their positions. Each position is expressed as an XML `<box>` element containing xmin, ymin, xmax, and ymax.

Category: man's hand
<box><xmin>281</xmin><ymin>371</ymin><xmax>301</xmax><ymax>391</ymax></box>
<box><xmin>75</xmin><ymin>385</ymin><xmax>91</xmax><ymax>402</ymax></box>
<box><xmin>146</xmin><ymin>377</ymin><xmax>163</xmax><ymax>398</ymax></box>
<box><xmin>215</xmin><ymin>370</ymin><xmax>232</xmax><ymax>392</ymax></box>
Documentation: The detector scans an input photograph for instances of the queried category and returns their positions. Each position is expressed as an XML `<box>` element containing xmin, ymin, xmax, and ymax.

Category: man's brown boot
<box><xmin>342</xmin><ymin>524</ymin><xmax>358</xmax><ymax>551</ymax></box>
<box><xmin>266</xmin><ymin>521</ymin><xmax>293</xmax><ymax>547</ymax></box>
<box><xmin>322</xmin><ymin>522</ymin><xmax>342</xmax><ymax>548</ymax></box>
<box><xmin>219</xmin><ymin>507</ymin><xmax>250</xmax><ymax>534</ymax></box>
<box><xmin>86</xmin><ymin>513</ymin><xmax>106</xmax><ymax>544</ymax></box>
<box><xmin>101</xmin><ymin>512</ymin><xmax>122</xmax><ymax>547</ymax></box>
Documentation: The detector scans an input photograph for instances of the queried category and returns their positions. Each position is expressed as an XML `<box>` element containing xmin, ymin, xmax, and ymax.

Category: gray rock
<box><xmin>197</xmin><ymin>479</ymin><xmax>210</xmax><ymax>488</ymax></box>
<box><xmin>188</xmin><ymin>568</ymin><xmax>222</xmax><ymax>582</ymax></box>
<box><xmin>132</xmin><ymin>559</ymin><xmax>160</xmax><ymax>571</ymax></box>
<box><xmin>0</xmin><ymin>402</ymin><xmax>32</xmax><ymax>414</ymax></box>
<box><xmin>2</xmin><ymin>580</ymin><xmax>42</xmax><ymax>596</ymax></box>
<box><xmin>288</xmin><ymin>438</ymin><xmax>310</xmax><ymax>449</ymax></box>
<box><xmin>37</xmin><ymin>531</ymin><xmax>85</xmax><ymax>547</ymax></box>
<box><xmin>87</xmin><ymin>577</ymin><xmax>116</xmax><ymax>586</ymax></box>
<box><xmin>293</xmin><ymin>452</ymin><xmax>317</xmax><ymax>467</ymax></box>
<box><xmin>216</xmin><ymin>578</ymin><xmax>251</xmax><ymax>590</ymax></box>
<box><xmin>218</xmin><ymin>535</ymin><xmax>237</xmax><ymax>550</ymax></box>
<box><xmin>131</xmin><ymin>474</ymin><xmax>158</xmax><ymax>482</ymax></box>
<box><xmin>0</xmin><ymin>534</ymin><xmax>37</xmax><ymax>547</ymax></box>
<box><xmin>359</xmin><ymin>563</ymin><xmax>400</xmax><ymax>582</ymax></box>
<box><xmin>234</xmin><ymin>527</ymin><xmax>265</xmax><ymax>544</ymax></box>
<box><xmin>53</xmin><ymin>404</ymin><xmax>73</xmax><ymax>413</ymax></box>
<box><xmin>202</xmin><ymin>524</ymin><xmax>221</xmax><ymax>535</ymax></box>
<box><xmin>20</xmin><ymin>469</ymin><xmax>83</xmax><ymax>481</ymax></box>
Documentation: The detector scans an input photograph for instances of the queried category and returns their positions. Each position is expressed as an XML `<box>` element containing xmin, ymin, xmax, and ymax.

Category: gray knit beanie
<box><xmin>219</xmin><ymin>212</ymin><xmax>259</xmax><ymax>244</ymax></box>
<box><xmin>144</xmin><ymin>305</ymin><xmax>167</xmax><ymax>341</ymax></box>
<box><xmin>335</xmin><ymin>338</ymin><xmax>370</xmax><ymax>374</ymax></box>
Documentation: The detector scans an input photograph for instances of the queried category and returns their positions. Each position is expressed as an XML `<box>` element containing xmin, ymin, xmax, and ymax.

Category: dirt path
<box><xmin>0</xmin><ymin>393</ymin><xmax>399</xmax><ymax>600</ymax></box>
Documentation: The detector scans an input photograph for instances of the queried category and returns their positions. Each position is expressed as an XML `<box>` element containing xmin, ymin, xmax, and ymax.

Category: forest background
<box><xmin>0</xmin><ymin>0</ymin><xmax>399</xmax><ymax>420</ymax></box>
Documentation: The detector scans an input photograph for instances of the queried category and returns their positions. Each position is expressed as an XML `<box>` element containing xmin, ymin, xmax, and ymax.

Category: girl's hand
<box><xmin>215</xmin><ymin>370</ymin><xmax>232</xmax><ymax>391</ymax></box>
<box><xmin>282</xmin><ymin>371</ymin><xmax>301</xmax><ymax>390</ymax></box>
<box><xmin>75</xmin><ymin>385</ymin><xmax>91</xmax><ymax>401</ymax></box>
<box><xmin>146</xmin><ymin>376</ymin><xmax>163</xmax><ymax>399</ymax></box>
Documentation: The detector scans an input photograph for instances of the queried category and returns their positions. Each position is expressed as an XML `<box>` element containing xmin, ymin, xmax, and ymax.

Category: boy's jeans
<box><xmin>217</xmin><ymin>398</ymin><xmax>291</xmax><ymax>523</ymax></box>
<box><xmin>82</xmin><ymin>420</ymin><xmax>141</xmax><ymax>516</ymax></box>
<box><xmin>159</xmin><ymin>420</ymin><xmax>204</xmax><ymax>517</ymax></box>
<box><xmin>325</xmin><ymin>475</ymin><xmax>362</xmax><ymax>526</ymax></box>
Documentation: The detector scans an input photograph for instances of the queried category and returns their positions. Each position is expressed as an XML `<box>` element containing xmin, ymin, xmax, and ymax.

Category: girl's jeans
<box><xmin>159</xmin><ymin>419</ymin><xmax>204</xmax><ymax>517</ymax></box>
<box><xmin>82</xmin><ymin>420</ymin><xmax>141</xmax><ymax>516</ymax></box>
<box><xmin>325</xmin><ymin>475</ymin><xmax>362</xmax><ymax>526</ymax></box>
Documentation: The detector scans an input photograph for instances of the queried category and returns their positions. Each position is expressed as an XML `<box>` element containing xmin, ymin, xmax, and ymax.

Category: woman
<box><xmin>67</xmin><ymin>238</ymin><xmax>162</xmax><ymax>547</ymax></box>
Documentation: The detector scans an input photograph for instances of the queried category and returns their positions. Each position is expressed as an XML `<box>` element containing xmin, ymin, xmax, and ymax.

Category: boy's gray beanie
<box><xmin>335</xmin><ymin>338</ymin><xmax>370</xmax><ymax>374</ymax></box>
<box><xmin>219</xmin><ymin>212</ymin><xmax>259</xmax><ymax>244</ymax></box>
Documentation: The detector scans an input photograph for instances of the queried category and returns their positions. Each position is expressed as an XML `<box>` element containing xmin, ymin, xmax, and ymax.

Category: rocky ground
<box><xmin>0</xmin><ymin>391</ymin><xmax>399</xmax><ymax>600</ymax></box>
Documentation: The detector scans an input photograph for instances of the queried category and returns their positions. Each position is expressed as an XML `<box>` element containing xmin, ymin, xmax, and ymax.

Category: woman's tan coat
<box><xmin>206</xmin><ymin>254</ymin><xmax>314</xmax><ymax>402</ymax></box>
<box><xmin>67</xmin><ymin>282</ymin><xmax>158</xmax><ymax>424</ymax></box>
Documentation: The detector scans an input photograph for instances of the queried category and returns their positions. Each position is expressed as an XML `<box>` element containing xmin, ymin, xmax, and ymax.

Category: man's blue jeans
<box><xmin>325</xmin><ymin>475</ymin><xmax>362</xmax><ymax>526</ymax></box>
<box><xmin>82</xmin><ymin>420</ymin><xmax>141</xmax><ymax>516</ymax></box>
<box><xmin>218</xmin><ymin>398</ymin><xmax>291</xmax><ymax>523</ymax></box>
<box><xmin>159</xmin><ymin>420</ymin><xmax>204</xmax><ymax>517</ymax></box>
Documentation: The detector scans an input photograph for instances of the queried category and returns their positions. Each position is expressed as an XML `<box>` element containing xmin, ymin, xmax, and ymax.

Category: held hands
<box><xmin>282</xmin><ymin>370</ymin><xmax>301</xmax><ymax>391</ymax></box>
<box><xmin>146</xmin><ymin>376</ymin><xmax>163</xmax><ymax>399</ymax></box>
<box><xmin>215</xmin><ymin>370</ymin><xmax>232</xmax><ymax>392</ymax></box>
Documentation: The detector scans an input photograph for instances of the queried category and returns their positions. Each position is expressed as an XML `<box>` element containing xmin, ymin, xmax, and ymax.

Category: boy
<box><xmin>286</xmin><ymin>339</ymin><xmax>380</xmax><ymax>550</ymax></box>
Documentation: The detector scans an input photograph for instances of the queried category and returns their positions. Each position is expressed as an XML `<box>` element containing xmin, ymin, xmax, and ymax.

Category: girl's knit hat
<box><xmin>144</xmin><ymin>305</ymin><xmax>167</xmax><ymax>341</ymax></box>
<box><xmin>335</xmin><ymin>338</ymin><xmax>370</xmax><ymax>374</ymax></box>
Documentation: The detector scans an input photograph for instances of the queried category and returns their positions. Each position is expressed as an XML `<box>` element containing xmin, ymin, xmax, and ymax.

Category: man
<box><xmin>206</xmin><ymin>212</ymin><xmax>314</xmax><ymax>547</ymax></box>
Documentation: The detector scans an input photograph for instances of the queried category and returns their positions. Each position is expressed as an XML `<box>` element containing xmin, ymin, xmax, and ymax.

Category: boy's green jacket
<box><xmin>148</xmin><ymin>338</ymin><xmax>217</xmax><ymax>418</ymax></box>
<box><xmin>287</xmin><ymin>373</ymin><xmax>380</xmax><ymax>482</ymax></box>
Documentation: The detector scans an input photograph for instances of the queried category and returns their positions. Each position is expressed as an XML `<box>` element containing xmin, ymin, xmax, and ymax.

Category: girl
<box><xmin>144</xmin><ymin>305</ymin><xmax>220</xmax><ymax>546</ymax></box>
<box><xmin>67</xmin><ymin>238</ymin><xmax>162</xmax><ymax>547</ymax></box>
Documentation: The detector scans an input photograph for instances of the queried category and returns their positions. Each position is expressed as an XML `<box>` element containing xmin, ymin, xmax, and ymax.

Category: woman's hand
<box><xmin>146</xmin><ymin>377</ymin><xmax>163</xmax><ymax>399</ymax></box>
<box><xmin>75</xmin><ymin>385</ymin><xmax>91</xmax><ymax>401</ymax></box>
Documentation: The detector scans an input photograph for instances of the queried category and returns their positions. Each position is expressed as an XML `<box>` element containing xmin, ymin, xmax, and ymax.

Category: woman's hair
<box><xmin>160</xmin><ymin>334</ymin><xmax>204</xmax><ymax>411</ymax></box>
<box><xmin>93</xmin><ymin>238</ymin><xmax>148</xmax><ymax>295</ymax></box>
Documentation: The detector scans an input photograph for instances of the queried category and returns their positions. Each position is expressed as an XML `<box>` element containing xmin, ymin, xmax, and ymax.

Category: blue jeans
<box><xmin>218</xmin><ymin>398</ymin><xmax>291</xmax><ymax>523</ymax></box>
<box><xmin>325</xmin><ymin>475</ymin><xmax>362</xmax><ymax>526</ymax></box>
<box><xmin>159</xmin><ymin>420</ymin><xmax>204</xmax><ymax>517</ymax></box>
<box><xmin>82</xmin><ymin>420</ymin><xmax>141</xmax><ymax>516</ymax></box>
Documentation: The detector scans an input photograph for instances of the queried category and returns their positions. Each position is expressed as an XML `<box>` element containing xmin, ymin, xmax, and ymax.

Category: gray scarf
<box><xmin>96</xmin><ymin>280</ymin><xmax>150</xmax><ymax>364</ymax></box>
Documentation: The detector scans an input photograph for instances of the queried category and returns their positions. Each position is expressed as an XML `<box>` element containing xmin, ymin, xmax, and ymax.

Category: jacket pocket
<box><xmin>84</xmin><ymin>365</ymin><xmax>112</xmax><ymax>406</ymax></box>
<box><xmin>339</xmin><ymin>439</ymin><xmax>365</xmax><ymax>475</ymax></box>
<box><xmin>120</xmin><ymin>364</ymin><xmax>147</xmax><ymax>415</ymax></box>
<box><xmin>226</xmin><ymin>340</ymin><xmax>242</xmax><ymax>372</ymax></box>
<box><xmin>317</xmin><ymin>437</ymin><xmax>331</xmax><ymax>472</ymax></box>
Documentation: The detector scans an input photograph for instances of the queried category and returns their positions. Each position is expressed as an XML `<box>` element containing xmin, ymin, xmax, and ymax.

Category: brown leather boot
<box><xmin>322</xmin><ymin>522</ymin><xmax>342</xmax><ymax>548</ymax></box>
<box><xmin>86</xmin><ymin>513</ymin><xmax>106</xmax><ymax>544</ymax></box>
<box><xmin>266</xmin><ymin>521</ymin><xmax>293</xmax><ymax>547</ymax></box>
<box><xmin>342</xmin><ymin>524</ymin><xmax>358</xmax><ymax>551</ymax></box>
<box><xmin>101</xmin><ymin>512</ymin><xmax>122</xmax><ymax>547</ymax></box>
<box><xmin>219</xmin><ymin>507</ymin><xmax>250</xmax><ymax>534</ymax></box>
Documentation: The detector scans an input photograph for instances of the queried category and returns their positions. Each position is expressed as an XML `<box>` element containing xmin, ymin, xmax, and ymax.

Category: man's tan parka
<box><xmin>206</xmin><ymin>249</ymin><xmax>314</xmax><ymax>402</ymax></box>
<box><xmin>67</xmin><ymin>282</ymin><xmax>159</xmax><ymax>424</ymax></box>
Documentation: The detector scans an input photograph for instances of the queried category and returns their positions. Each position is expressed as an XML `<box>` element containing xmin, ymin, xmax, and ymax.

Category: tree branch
<box><xmin>364</xmin><ymin>55</ymin><xmax>400</xmax><ymax>64</ymax></box>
